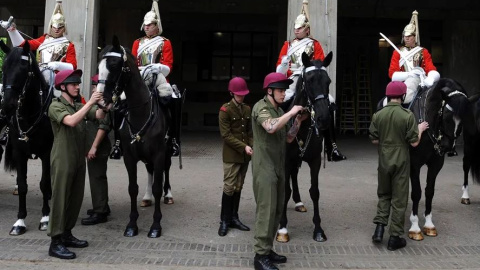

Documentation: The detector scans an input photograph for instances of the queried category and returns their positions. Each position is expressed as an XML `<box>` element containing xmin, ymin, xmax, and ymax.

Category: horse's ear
<box><xmin>0</xmin><ymin>40</ymin><xmax>10</xmax><ymax>54</ymax></box>
<box><xmin>23</xmin><ymin>40</ymin><xmax>30</xmax><ymax>53</ymax></box>
<box><xmin>301</xmin><ymin>52</ymin><xmax>311</xmax><ymax>67</ymax></box>
<box><xmin>322</xmin><ymin>52</ymin><xmax>333</xmax><ymax>68</ymax></box>
<box><xmin>112</xmin><ymin>35</ymin><xmax>120</xmax><ymax>49</ymax></box>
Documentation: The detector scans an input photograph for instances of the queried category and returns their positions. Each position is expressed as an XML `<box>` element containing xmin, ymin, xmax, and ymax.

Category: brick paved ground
<box><xmin>0</xmin><ymin>131</ymin><xmax>479</xmax><ymax>269</ymax></box>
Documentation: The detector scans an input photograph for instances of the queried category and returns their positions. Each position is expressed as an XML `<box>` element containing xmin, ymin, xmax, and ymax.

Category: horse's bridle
<box><xmin>421</xmin><ymin>88</ymin><xmax>467</xmax><ymax>155</ymax></box>
<box><xmin>98</xmin><ymin>47</ymin><xmax>130</xmax><ymax>105</ymax></box>
<box><xmin>3</xmin><ymin>53</ymin><xmax>52</xmax><ymax>142</ymax></box>
<box><xmin>295</xmin><ymin>65</ymin><xmax>329</xmax><ymax>159</ymax></box>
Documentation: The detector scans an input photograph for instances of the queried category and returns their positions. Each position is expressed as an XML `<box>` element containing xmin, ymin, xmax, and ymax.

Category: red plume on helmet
<box><xmin>228</xmin><ymin>77</ymin><xmax>249</xmax><ymax>95</ymax></box>
<box><xmin>263</xmin><ymin>72</ymin><xmax>293</xmax><ymax>90</ymax></box>
<box><xmin>54</xmin><ymin>69</ymin><xmax>83</xmax><ymax>90</ymax></box>
<box><xmin>385</xmin><ymin>81</ymin><xmax>407</xmax><ymax>97</ymax></box>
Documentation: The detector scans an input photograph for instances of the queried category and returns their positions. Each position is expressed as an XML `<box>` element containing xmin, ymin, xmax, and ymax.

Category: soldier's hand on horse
<box><xmin>290</xmin><ymin>105</ymin><xmax>304</xmax><ymax>116</ymax></box>
<box><xmin>245</xmin><ymin>145</ymin><xmax>253</xmax><ymax>156</ymax></box>
<box><xmin>88</xmin><ymin>91</ymin><xmax>103</xmax><ymax>105</ymax></box>
<box><xmin>418</xmin><ymin>121</ymin><xmax>429</xmax><ymax>133</ymax></box>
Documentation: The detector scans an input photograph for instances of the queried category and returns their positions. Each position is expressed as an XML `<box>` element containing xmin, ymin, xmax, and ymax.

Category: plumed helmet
<box><xmin>228</xmin><ymin>77</ymin><xmax>249</xmax><ymax>96</ymax></box>
<box><xmin>385</xmin><ymin>81</ymin><xmax>407</xmax><ymax>97</ymax></box>
<box><xmin>55</xmin><ymin>69</ymin><xmax>82</xmax><ymax>90</ymax></box>
<box><xmin>294</xmin><ymin>0</ymin><xmax>310</xmax><ymax>29</ymax></box>
<box><xmin>91</xmin><ymin>74</ymin><xmax>99</xmax><ymax>85</ymax></box>
<box><xmin>141</xmin><ymin>0</ymin><xmax>163</xmax><ymax>34</ymax></box>
<box><xmin>263</xmin><ymin>72</ymin><xmax>293</xmax><ymax>90</ymax></box>
<box><xmin>402</xmin><ymin>10</ymin><xmax>420</xmax><ymax>45</ymax></box>
<box><xmin>49</xmin><ymin>0</ymin><xmax>67</xmax><ymax>35</ymax></box>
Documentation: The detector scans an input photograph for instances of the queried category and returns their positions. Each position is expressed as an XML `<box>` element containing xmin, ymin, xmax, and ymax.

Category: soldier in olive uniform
<box><xmin>48</xmin><ymin>69</ymin><xmax>105</xmax><ymax>260</ymax></box>
<box><xmin>369</xmin><ymin>81</ymin><xmax>428</xmax><ymax>251</ymax></box>
<box><xmin>81</xmin><ymin>74</ymin><xmax>112</xmax><ymax>226</ymax></box>
<box><xmin>218</xmin><ymin>77</ymin><xmax>253</xmax><ymax>237</ymax></box>
<box><xmin>251</xmin><ymin>73</ymin><xmax>306</xmax><ymax>270</ymax></box>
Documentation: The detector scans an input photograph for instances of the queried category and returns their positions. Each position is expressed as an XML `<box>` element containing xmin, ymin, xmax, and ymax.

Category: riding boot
<box><xmin>168</xmin><ymin>98</ymin><xmax>182</xmax><ymax>157</ymax></box>
<box><xmin>230</xmin><ymin>192</ymin><xmax>250</xmax><ymax>231</ymax></box>
<box><xmin>109</xmin><ymin>139</ymin><xmax>122</xmax><ymax>160</ymax></box>
<box><xmin>0</xmin><ymin>126</ymin><xmax>9</xmax><ymax>146</ymax></box>
<box><xmin>218</xmin><ymin>192</ymin><xmax>233</xmax><ymax>236</ymax></box>
<box><xmin>110</xmin><ymin>102</ymin><xmax>126</xmax><ymax>160</ymax></box>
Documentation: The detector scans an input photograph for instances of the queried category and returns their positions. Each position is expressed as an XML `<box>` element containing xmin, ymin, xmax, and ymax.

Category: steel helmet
<box><xmin>263</xmin><ymin>72</ymin><xmax>293</xmax><ymax>90</ymax></box>
<box><xmin>228</xmin><ymin>77</ymin><xmax>249</xmax><ymax>95</ymax></box>
<box><xmin>91</xmin><ymin>74</ymin><xmax>99</xmax><ymax>85</ymax></box>
<box><xmin>385</xmin><ymin>81</ymin><xmax>407</xmax><ymax>97</ymax></box>
<box><xmin>55</xmin><ymin>69</ymin><xmax>82</xmax><ymax>90</ymax></box>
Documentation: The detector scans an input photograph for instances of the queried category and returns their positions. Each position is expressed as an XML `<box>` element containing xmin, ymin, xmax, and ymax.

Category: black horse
<box><xmin>458</xmin><ymin>92</ymin><xmax>480</xmax><ymax>204</ymax></box>
<box><xmin>276</xmin><ymin>52</ymin><xmax>332</xmax><ymax>243</ymax></box>
<box><xmin>0</xmin><ymin>41</ymin><xmax>54</xmax><ymax>235</ymax></box>
<box><xmin>97</xmin><ymin>37</ymin><xmax>166</xmax><ymax>238</ymax></box>
<box><xmin>396</xmin><ymin>78</ymin><xmax>469</xmax><ymax>240</ymax></box>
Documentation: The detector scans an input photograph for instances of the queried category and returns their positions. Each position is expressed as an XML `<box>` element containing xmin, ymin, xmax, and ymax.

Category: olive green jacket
<box><xmin>219</xmin><ymin>98</ymin><xmax>253</xmax><ymax>163</ymax></box>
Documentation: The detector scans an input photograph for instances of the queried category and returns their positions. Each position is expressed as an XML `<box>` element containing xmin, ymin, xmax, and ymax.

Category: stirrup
<box><xmin>330</xmin><ymin>143</ymin><xmax>346</xmax><ymax>161</ymax></box>
<box><xmin>171</xmin><ymin>138</ymin><xmax>180</xmax><ymax>157</ymax></box>
<box><xmin>109</xmin><ymin>140</ymin><xmax>122</xmax><ymax>159</ymax></box>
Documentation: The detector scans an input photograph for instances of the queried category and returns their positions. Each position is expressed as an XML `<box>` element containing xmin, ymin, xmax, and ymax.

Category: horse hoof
<box><xmin>294</xmin><ymin>205</ymin><xmax>307</xmax><ymax>212</ymax></box>
<box><xmin>164</xmin><ymin>197</ymin><xmax>174</xmax><ymax>205</ymax></box>
<box><xmin>148</xmin><ymin>228</ymin><xmax>162</xmax><ymax>238</ymax></box>
<box><xmin>12</xmin><ymin>187</ymin><xmax>18</xmax><ymax>195</ymax></box>
<box><xmin>408</xmin><ymin>231</ymin><xmax>424</xmax><ymax>241</ymax></box>
<box><xmin>38</xmin><ymin>222</ymin><xmax>48</xmax><ymax>231</ymax></box>
<box><xmin>140</xmin><ymin>200</ymin><xmax>152</xmax><ymax>207</ymax></box>
<box><xmin>313</xmin><ymin>231</ymin><xmax>327</xmax><ymax>242</ymax></box>
<box><xmin>276</xmin><ymin>232</ymin><xmax>289</xmax><ymax>243</ymax></box>
<box><xmin>461</xmin><ymin>198</ymin><xmax>471</xmax><ymax>205</ymax></box>
<box><xmin>124</xmin><ymin>227</ymin><xmax>138</xmax><ymax>237</ymax></box>
<box><xmin>9</xmin><ymin>226</ymin><xmax>26</xmax><ymax>236</ymax></box>
<box><xmin>423</xmin><ymin>226</ymin><xmax>437</xmax><ymax>237</ymax></box>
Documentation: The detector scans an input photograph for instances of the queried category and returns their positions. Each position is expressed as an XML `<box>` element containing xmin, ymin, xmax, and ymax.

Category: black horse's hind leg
<box><xmin>124</xmin><ymin>156</ymin><xmax>139</xmax><ymax>237</ymax></box>
<box><xmin>163</xmin><ymin>151</ymin><xmax>173</xmax><ymax>204</ymax></box>
<box><xmin>461</xmin><ymin>150</ymin><xmax>472</xmax><ymax>204</ymax></box>
<box><xmin>38</xmin><ymin>156</ymin><xmax>52</xmax><ymax>230</ymax></box>
<box><xmin>308</xmin><ymin>159</ymin><xmax>326</xmax><ymax>242</ymax></box>
<box><xmin>291</xmin><ymin>166</ymin><xmax>304</xmax><ymax>207</ymax></box>
<box><xmin>149</xmin><ymin>158</ymin><xmax>165</xmax><ymax>238</ymax></box>
<box><xmin>409</xmin><ymin>164</ymin><xmax>422</xmax><ymax>217</ymax></box>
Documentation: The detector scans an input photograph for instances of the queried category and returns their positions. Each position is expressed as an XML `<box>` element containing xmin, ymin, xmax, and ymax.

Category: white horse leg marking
<box><xmin>13</xmin><ymin>219</ymin><xmax>26</xmax><ymax>228</ymax></box>
<box><xmin>277</xmin><ymin>227</ymin><xmax>288</xmax><ymax>234</ymax></box>
<box><xmin>40</xmin><ymin>216</ymin><xmax>49</xmax><ymax>223</ymax></box>
<box><xmin>142</xmin><ymin>172</ymin><xmax>153</xmax><ymax>201</ymax></box>
<box><xmin>295</xmin><ymin>202</ymin><xmax>304</xmax><ymax>207</ymax></box>
<box><xmin>424</xmin><ymin>213</ymin><xmax>434</xmax><ymax>228</ymax></box>
<box><xmin>409</xmin><ymin>213</ymin><xmax>421</xmax><ymax>232</ymax></box>
<box><xmin>462</xmin><ymin>185</ymin><xmax>470</xmax><ymax>199</ymax></box>
<box><xmin>165</xmin><ymin>189</ymin><xmax>172</xmax><ymax>198</ymax></box>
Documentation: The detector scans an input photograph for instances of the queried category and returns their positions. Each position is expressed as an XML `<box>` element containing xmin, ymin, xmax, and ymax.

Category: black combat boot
<box><xmin>372</xmin><ymin>223</ymin><xmax>385</xmax><ymax>243</ymax></box>
<box><xmin>387</xmin><ymin>235</ymin><xmax>407</xmax><ymax>251</ymax></box>
<box><xmin>218</xmin><ymin>192</ymin><xmax>233</xmax><ymax>236</ymax></box>
<box><xmin>81</xmin><ymin>213</ymin><xmax>108</xmax><ymax>226</ymax></box>
<box><xmin>61</xmin><ymin>230</ymin><xmax>88</xmax><ymax>248</ymax></box>
<box><xmin>49</xmin><ymin>235</ymin><xmax>76</xmax><ymax>259</ymax></box>
<box><xmin>254</xmin><ymin>254</ymin><xmax>278</xmax><ymax>270</ymax></box>
<box><xmin>230</xmin><ymin>192</ymin><xmax>250</xmax><ymax>231</ymax></box>
<box><xmin>268</xmin><ymin>250</ymin><xmax>287</xmax><ymax>263</ymax></box>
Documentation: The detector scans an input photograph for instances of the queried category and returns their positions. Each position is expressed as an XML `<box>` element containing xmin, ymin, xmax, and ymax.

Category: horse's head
<box><xmin>295</xmin><ymin>51</ymin><xmax>333</xmax><ymax>131</ymax></box>
<box><xmin>429</xmin><ymin>78</ymin><xmax>469</xmax><ymax>154</ymax></box>
<box><xmin>1</xmin><ymin>41</ymin><xmax>36</xmax><ymax>116</ymax></box>
<box><xmin>97</xmin><ymin>36</ymin><xmax>132</xmax><ymax>106</ymax></box>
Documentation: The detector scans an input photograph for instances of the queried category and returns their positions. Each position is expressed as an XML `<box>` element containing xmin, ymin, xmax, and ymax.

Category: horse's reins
<box><xmin>4</xmin><ymin>53</ymin><xmax>53</xmax><ymax>142</ymax></box>
<box><xmin>99</xmin><ymin>47</ymin><xmax>156</xmax><ymax>144</ymax></box>
<box><xmin>295</xmin><ymin>66</ymin><xmax>329</xmax><ymax>165</ymax></box>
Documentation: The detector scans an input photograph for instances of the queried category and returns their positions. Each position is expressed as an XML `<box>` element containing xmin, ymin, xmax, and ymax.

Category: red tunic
<box><xmin>388</xmin><ymin>47</ymin><xmax>436</xmax><ymax>79</ymax></box>
<box><xmin>276</xmin><ymin>38</ymin><xmax>325</xmax><ymax>78</ymax></box>
<box><xmin>21</xmin><ymin>34</ymin><xmax>77</xmax><ymax>69</ymax></box>
<box><xmin>131</xmin><ymin>37</ymin><xmax>173</xmax><ymax>72</ymax></box>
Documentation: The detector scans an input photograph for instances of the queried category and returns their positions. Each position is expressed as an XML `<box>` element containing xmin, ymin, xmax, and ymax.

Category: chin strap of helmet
<box><xmin>61</xmin><ymin>84</ymin><xmax>78</xmax><ymax>100</ymax></box>
<box><xmin>268</xmin><ymin>88</ymin><xmax>281</xmax><ymax>106</ymax></box>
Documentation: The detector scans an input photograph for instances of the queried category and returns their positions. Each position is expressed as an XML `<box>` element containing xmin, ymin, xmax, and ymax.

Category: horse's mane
<box><xmin>292</xmin><ymin>59</ymin><xmax>325</xmax><ymax>109</ymax></box>
<box><xmin>434</xmin><ymin>78</ymin><xmax>469</xmax><ymax>118</ymax></box>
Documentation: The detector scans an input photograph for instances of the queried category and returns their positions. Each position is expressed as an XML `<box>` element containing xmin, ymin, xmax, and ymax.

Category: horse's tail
<box><xmin>4</xmin><ymin>142</ymin><xmax>17</xmax><ymax>172</ymax></box>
